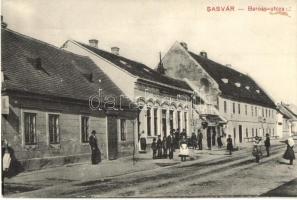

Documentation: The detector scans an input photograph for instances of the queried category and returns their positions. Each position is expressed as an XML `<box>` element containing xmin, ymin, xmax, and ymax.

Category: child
<box><xmin>151</xmin><ymin>138</ymin><xmax>157</xmax><ymax>159</ymax></box>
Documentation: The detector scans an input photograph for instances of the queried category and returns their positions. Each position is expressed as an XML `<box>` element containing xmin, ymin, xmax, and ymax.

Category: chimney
<box><xmin>111</xmin><ymin>47</ymin><xmax>120</xmax><ymax>55</ymax></box>
<box><xmin>200</xmin><ymin>51</ymin><xmax>207</xmax><ymax>58</ymax></box>
<box><xmin>89</xmin><ymin>39</ymin><xmax>98</xmax><ymax>48</ymax></box>
<box><xmin>180</xmin><ymin>42</ymin><xmax>188</xmax><ymax>50</ymax></box>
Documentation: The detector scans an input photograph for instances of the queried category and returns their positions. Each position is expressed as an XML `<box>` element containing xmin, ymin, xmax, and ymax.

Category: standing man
<box><xmin>227</xmin><ymin>135</ymin><xmax>233</xmax><ymax>155</ymax></box>
<box><xmin>167</xmin><ymin>133</ymin><xmax>174</xmax><ymax>159</ymax></box>
<box><xmin>198</xmin><ymin>129</ymin><xmax>203</xmax><ymax>150</ymax></box>
<box><xmin>89</xmin><ymin>130</ymin><xmax>101</xmax><ymax>165</ymax></box>
<box><xmin>264</xmin><ymin>134</ymin><xmax>271</xmax><ymax>157</ymax></box>
<box><xmin>175</xmin><ymin>129</ymin><xmax>180</xmax><ymax>149</ymax></box>
<box><xmin>157</xmin><ymin>135</ymin><xmax>163</xmax><ymax>158</ymax></box>
<box><xmin>207</xmin><ymin>128</ymin><xmax>212</xmax><ymax>150</ymax></box>
<box><xmin>191</xmin><ymin>132</ymin><xmax>198</xmax><ymax>149</ymax></box>
<box><xmin>162</xmin><ymin>135</ymin><xmax>168</xmax><ymax>158</ymax></box>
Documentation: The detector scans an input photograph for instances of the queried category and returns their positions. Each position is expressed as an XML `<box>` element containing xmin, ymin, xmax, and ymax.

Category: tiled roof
<box><xmin>1</xmin><ymin>28</ymin><xmax>131</xmax><ymax>107</ymax></box>
<box><xmin>76</xmin><ymin>42</ymin><xmax>191</xmax><ymax>91</ymax></box>
<box><xmin>188</xmin><ymin>51</ymin><xmax>276</xmax><ymax>108</ymax></box>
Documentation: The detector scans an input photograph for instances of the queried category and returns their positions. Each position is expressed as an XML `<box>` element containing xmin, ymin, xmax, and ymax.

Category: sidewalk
<box><xmin>3</xmin><ymin>147</ymin><xmax>228</xmax><ymax>187</ymax></box>
<box><xmin>3</xmin><ymin>141</ymin><xmax>282</xmax><ymax>196</ymax></box>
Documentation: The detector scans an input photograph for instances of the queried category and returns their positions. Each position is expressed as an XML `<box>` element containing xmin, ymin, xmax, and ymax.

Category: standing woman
<box><xmin>283</xmin><ymin>137</ymin><xmax>295</xmax><ymax>165</ymax></box>
<box><xmin>89</xmin><ymin>130</ymin><xmax>101</xmax><ymax>164</ymax></box>
<box><xmin>227</xmin><ymin>135</ymin><xmax>233</xmax><ymax>155</ymax></box>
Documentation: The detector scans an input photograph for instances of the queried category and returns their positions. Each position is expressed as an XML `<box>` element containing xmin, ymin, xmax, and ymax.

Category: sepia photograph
<box><xmin>1</xmin><ymin>0</ymin><xmax>297</xmax><ymax>198</ymax></box>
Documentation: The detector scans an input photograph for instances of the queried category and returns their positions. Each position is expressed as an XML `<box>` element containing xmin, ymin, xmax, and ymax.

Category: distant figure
<box><xmin>179</xmin><ymin>136</ymin><xmax>189</xmax><ymax>162</ymax></box>
<box><xmin>198</xmin><ymin>129</ymin><xmax>203</xmax><ymax>150</ymax></box>
<box><xmin>157</xmin><ymin>135</ymin><xmax>163</xmax><ymax>158</ymax></box>
<box><xmin>207</xmin><ymin>128</ymin><xmax>212</xmax><ymax>150</ymax></box>
<box><xmin>264</xmin><ymin>134</ymin><xmax>271</xmax><ymax>157</ymax></box>
<box><xmin>175</xmin><ymin>129</ymin><xmax>180</xmax><ymax>149</ymax></box>
<box><xmin>139</xmin><ymin>131</ymin><xmax>147</xmax><ymax>153</ymax></box>
<box><xmin>2</xmin><ymin>139</ymin><xmax>24</xmax><ymax>181</ymax></box>
<box><xmin>162</xmin><ymin>136</ymin><xmax>168</xmax><ymax>158</ymax></box>
<box><xmin>283</xmin><ymin>137</ymin><xmax>295</xmax><ymax>165</ymax></box>
<box><xmin>89</xmin><ymin>130</ymin><xmax>101</xmax><ymax>164</ymax></box>
<box><xmin>217</xmin><ymin>135</ymin><xmax>223</xmax><ymax>148</ymax></box>
<box><xmin>226</xmin><ymin>135</ymin><xmax>233</xmax><ymax>155</ymax></box>
<box><xmin>181</xmin><ymin>129</ymin><xmax>187</xmax><ymax>139</ymax></box>
<box><xmin>252</xmin><ymin>136</ymin><xmax>262</xmax><ymax>163</ymax></box>
<box><xmin>191</xmin><ymin>132</ymin><xmax>198</xmax><ymax>149</ymax></box>
<box><xmin>151</xmin><ymin>138</ymin><xmax>157</xmax><ymax>159</ymax></box>
<box><xmin>167</xmin><ymin>133</ymin><xmax>174</xmax><ymax>159</ymax></box>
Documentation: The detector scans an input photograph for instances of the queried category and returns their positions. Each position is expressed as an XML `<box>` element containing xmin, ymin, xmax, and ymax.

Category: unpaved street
<box><xmin>5</xmin><ymin>145</ymin><xmax>297</xmax><ymax>198</ymax></box>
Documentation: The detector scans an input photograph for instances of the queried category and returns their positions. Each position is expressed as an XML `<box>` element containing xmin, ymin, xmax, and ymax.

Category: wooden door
<box><xmin>107</xmin><ymin>116</ymin><xmax>118</xmax><ymax>160</ymax></box>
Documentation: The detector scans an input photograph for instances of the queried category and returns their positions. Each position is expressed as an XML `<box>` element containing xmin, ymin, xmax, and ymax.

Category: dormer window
<box><xmin>235</xmin><ymin>82</ymin><xmax>241</xmax><ymax>87</ymax></box>
<box><xmin>245</xmin><ymin>86</ymin><xmax>250</xmax><ymax>90</ymax></box>
<box><xmin>221</xmin><ymin>78</ymin><xmax>228</xmax><ymax>83</ymax></box>
<box><xmin>256</xmin><ymin>89</ymin><xmax>260</xmax><ymax>94</ymax></box>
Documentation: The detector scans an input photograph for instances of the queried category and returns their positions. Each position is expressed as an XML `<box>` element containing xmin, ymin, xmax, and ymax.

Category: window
<box><xmin>224</xmin><ymin>101</ymin><xmax>227</xmax><ymax>113</ymax></box>
<box><xmin>120</xmin><ymin>119</ymin><xmax>127</xmax><ymax>141</ymax></box>
<box><xmin>246</xmin><ymin>128</ymin><xmax>248</xmax><ymax>138</ymax></box>
<box><xmin>255</xmin><ymin>107</ymin><xmax>257</xmax><ymax>116</ymax></box>
<box><xmin>252</xmin><ymin>128</ymin><xmax>254</xmax><ymax>137</ymax></box>
<box><xmin>177</xmin><ymin>111</ymin><xmax>181</xmax><ymax>130</ymax></box>
<box><xmin>24</xmin><ymin>112</ymin><xmax>37</xmax><ymax>145</ymax></box>
<box><xmin>266</xmin><ymin>109</ymin><xmax>268</xmax><ymax>118</ymax></box>
<box><xmin>184</xmin><ymin>112</ymin><xmax>187</xmax><ymax>132</ymax></box>
<box><xmin>233</xmin><ymin>102</ymin><xmax>235</xmax><ymax>114</ymax></box>
<box><xmin>251</xmin><ymin>106</ymin><xmax>254</xmax><ymax>116</ymax></box>
<box><xmin>238</xmin><ymin>103</ymin><xmax>241</xmax><ymax>114</ymax></box>
<box><xmin>169</xmin><ymin>110</ymin><xmax>174</xmax><ymax>132</ymax></box>
<box><xmin>255</xmin><ymin>128</ymin><xmax>258</xmax><ymax>136</ymax></box>
<box><xmin>269</xmin><ymin>110</ymin><xmax>271</xmax><ymax>118</ymax></box>
<box><xmin>147</xmin><ymin>107</ymin><xmax>151</xmax><ymax>136</ymax></box>
<box><xmin>81</xmin><ymin>116</ymin><xmax>89</xmax><ymax>143</ymax></box>
<box><xmin>245</xmin><ymin>105</ymin><xmax>247</xmax><ymax>115</ymax></box>
<box><xmin>154</xmin><ymin>108</ymin><xmax>158</xmax><ymax>136</ymax></box>
<box><xmin>262</xmin><ymin>108</ymin><xmax>264</xmax><ymax>117</ymax></box>
<box><xmin>48</xmin><ymin>114</ymin><xmax>60</xmax><ymax>144</ymax></box>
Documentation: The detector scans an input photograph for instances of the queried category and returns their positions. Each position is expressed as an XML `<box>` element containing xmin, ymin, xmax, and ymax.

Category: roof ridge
<box><xmin>188</xmin><ymin>50</ymin><xmax>248</xmax><ymax>77</ymax></box>
<box><xmin>75</xmin><ymin>40</ymin><xmax>189</xmax><ymax>85</ymax></box>
<box><xmin>3</xmin><ymin>28</ymin><xmax>91</xmax><ymax>60</ymax></box>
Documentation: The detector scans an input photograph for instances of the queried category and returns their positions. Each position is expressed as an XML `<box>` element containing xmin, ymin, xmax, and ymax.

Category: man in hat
<box><xmin>89</xmin><ymin>130</ymin><xmax>101</xmax><ymax>164</ymax></box>
<box><xmin>198</xmin><ymin>129</ymin><xmax>203</xmax><ymax>150</ymax></box>
<box><xmin>264</xmin><ymin>133</ymin><xmax>271</xmax><ymax>157</ymax></box>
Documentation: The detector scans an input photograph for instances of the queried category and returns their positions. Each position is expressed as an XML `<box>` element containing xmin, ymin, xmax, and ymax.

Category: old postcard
<box><xmin>1</xmin><ymin>0</ymin><xmax>297</xmax><ymax>198</ymax></box>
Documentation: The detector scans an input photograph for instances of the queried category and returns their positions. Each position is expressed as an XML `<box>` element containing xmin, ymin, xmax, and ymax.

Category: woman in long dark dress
<box><xmin>283</xmin><ymin>137</ymin><xmax>295</xmax><ymax>165</ymax></box>
<box><xmin>89</xmin><ymin>130</ymin><xmax>101</xmax><ymax>164</ymax></box>
<box><xmin>226</xmin><ymin>135</ymin><xmax>233</xmax><ymax>155</ymax></box>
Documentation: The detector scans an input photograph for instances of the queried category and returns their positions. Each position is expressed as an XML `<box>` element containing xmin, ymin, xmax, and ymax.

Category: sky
<box><xmin>2</xmin><ymin>0</ymin><xmax>297</xmax><ymax>105</ymax></box>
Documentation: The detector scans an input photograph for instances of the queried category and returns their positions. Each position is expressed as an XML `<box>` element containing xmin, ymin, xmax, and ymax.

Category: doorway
<box><xmin>107</xmin><ymin>115</ymin><xmax>118</xmax><ymax>160</ymax></box>
<box><xmin>239</xmin><ymin>125</ymin><xmax>242</xmax><ymax>143</ymax></box>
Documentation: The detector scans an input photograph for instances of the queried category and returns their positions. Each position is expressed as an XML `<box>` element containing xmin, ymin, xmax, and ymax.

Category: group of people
<box><xmin>251</xmin><ymin>134</ymin><xmax>295</xmax><ymax>165</ymax></box>
<box><xmin>151</xmin><ymin>128</ymin><xmax>190</xmax><ymax>161</ymax></box>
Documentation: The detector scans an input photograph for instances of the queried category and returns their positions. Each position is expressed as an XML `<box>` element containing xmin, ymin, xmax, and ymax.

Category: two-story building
<box><xmin>161</xmin><ymin>42</ymin><xmax>277</xmax><ymax>146</ymax></box>
<box><xmin>62</xmin><ymin>40</ymin><xmax>197</xmax><ymax>145</ymax></box>
<box><xmin>1</xmin><ymin>28</ymin><xmax>138</xmax><ymax>170</ymax></box>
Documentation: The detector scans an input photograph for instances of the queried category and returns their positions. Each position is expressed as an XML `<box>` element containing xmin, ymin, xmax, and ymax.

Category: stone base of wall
<box><xmin>19</xmin><ymin>153</ymin><xmax>91</xmax><ymax>171</ymax></box>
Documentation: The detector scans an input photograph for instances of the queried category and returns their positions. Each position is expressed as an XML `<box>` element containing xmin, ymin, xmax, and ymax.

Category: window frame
<box><xmin>120</xmin><ymin>119</ymin><xmax>127</xmax><ymax>141</ymax></box>
<box><xmin>23</xmin><ymin>112</ymin><xmax>37</xmax><ymax>146</ymax></box>
<box><xmin>47</xmin><ymin>113</ymin><xmax>60</xmax><ymax>145</ymax></box>
<box><xmin>80</xmin><ymin>115</ymin><xmax>90</xmax><ymax>144</ymax></box>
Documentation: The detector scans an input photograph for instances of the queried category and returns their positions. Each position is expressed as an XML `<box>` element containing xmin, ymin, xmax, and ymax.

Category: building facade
<box><xmin>1</xmin><ymin>28</ymin><xmax>138</xmax><ymax>170</ymax></box>
<box><xmin>62</xmin><ymin>40</ymin><xmax>196</xmax><ymax>145</ymax></box>
<box><xmin>161</xmin><ymin>42</ymin><xmax>277</xmax><ymax>146</ymax></box>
